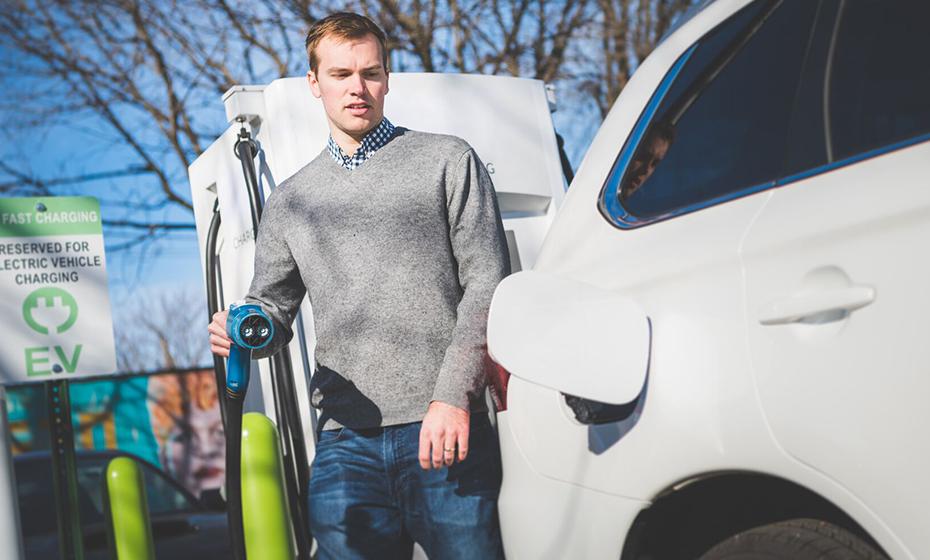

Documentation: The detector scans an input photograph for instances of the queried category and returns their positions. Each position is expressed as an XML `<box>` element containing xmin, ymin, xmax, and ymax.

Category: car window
<box><xmin>827</xmin><ymin>0</ymin><xmax>930</xmax><ymax>162</ymax></box>
<box><xmin>601</xmin><ymin>0</ymin><xmax>821</xmax><ymax>225</ymax></box>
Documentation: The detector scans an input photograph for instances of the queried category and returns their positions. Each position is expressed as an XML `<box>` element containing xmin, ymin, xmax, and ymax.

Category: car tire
<box><xmin>699</xmin><ymin>518</ymin><xmax>888</xmax><ymax>560</ymax></box>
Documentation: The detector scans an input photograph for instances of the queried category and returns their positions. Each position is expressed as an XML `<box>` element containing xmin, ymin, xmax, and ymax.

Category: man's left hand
<box><xmin>419</xmin><ymin>401</ymin><xmax>469</xmax><ymax>469</ymax></box>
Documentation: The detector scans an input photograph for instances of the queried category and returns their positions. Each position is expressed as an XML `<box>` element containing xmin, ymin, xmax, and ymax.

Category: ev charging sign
<box><xmin>0</xmin><ymin>196</ymin><xmax>117</xmax><ymax>383</ymax></box>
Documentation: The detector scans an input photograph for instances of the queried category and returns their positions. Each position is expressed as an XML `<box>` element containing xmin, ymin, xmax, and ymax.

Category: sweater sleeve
<box><xmin>431</xmin><ymin>147</ymin><xmax>511</xmax><ymax>410</ymax></box>
<box><xmin>244</xmin><ymin>201</ymin><xmax>307</xmax><ymax>360</ymax></box>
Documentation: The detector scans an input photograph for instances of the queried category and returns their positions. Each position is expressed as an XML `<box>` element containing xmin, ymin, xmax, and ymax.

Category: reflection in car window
<box><xmin>828</xmin><ymin>0</ymin><xmax>930</xmax><ymax>161</ymax></box>
<box><xmin>617</xmin><ymin>0</ymin><xmax>819</xmax><ymax>219</ymax></box>
<box><xmin>620</xmin><ymin>122</ymin><xmax>675</xmax><ymax>203</ymax></box>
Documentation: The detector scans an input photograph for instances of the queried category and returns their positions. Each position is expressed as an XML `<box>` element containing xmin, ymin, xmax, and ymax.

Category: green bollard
<box><xmin>241</xmin><ymin>412</ymin><xmax>296</xmax><ymax>560</ymax></box>
<box><xmin>104</xmin><ymin>456</ymin><xmax>155</xmax><ymax>560</ymax></box>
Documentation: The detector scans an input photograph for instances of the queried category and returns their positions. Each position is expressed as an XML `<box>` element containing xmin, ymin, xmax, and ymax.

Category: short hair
<box><xmin>650</xmin><ymin>121</ymin><xmax>676</xmax><ymax>145</ymax></box>
<box><xmin>305</xmin><ymin>12</ymin><xmax>389</xmax><ymax>73</ymax></box>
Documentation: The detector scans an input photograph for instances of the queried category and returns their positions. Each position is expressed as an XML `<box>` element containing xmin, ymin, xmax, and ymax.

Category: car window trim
<box><xmin>776</xmin><ymin>132</ymin><xmax>930</xmax><ymax>188</ymax></box>
<box><xmin>598</xmin><ymin>0</ymin><xmax>784</xmax><ymax>229</ymax></box>
<box><xmin>597</xmin><ymin>44</ymin><xmax>697</xmax><ymax>228</ymax></box>
<box><xmin>597</xmin><ymin>40</ymin><xmax>786</xmax><ymax>229</ymax></box>
<box><xmin>664</xmin><ymin>1</ymin><xmax>781</xmax><ymax>126</ymax></box>
<box><xmin>598</xmin><ymin>0</ymin><xmax>930</xmax><ymax>230</ymax></box>
<box><xmin>602</xmin><ymin>128</ymin><xmax>930</xmax><ymax>231</ymax></box>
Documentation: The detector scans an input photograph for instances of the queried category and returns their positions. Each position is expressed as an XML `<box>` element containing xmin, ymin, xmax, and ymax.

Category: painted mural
<box><xmin>5</xmin><ymin>368</ymin><xmax>225</xmax><ymax>498</ymax></box>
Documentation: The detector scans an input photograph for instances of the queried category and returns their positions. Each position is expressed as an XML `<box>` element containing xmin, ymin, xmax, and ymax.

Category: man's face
<box><xmin>625</xmin><ymin>136</ymin><xmax>670</xmax><ymax>197</ymax></box>
<box><xmin>307</xmin><ymin>33</ymin><xmax>389</xmax><ymax>144</ymax></box>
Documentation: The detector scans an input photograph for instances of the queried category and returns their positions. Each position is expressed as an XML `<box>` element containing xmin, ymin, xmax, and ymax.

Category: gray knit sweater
<box><xmin>245</xmin><ymin>128</ymin><xmax>510</xmax><ymax>430</ymax></box>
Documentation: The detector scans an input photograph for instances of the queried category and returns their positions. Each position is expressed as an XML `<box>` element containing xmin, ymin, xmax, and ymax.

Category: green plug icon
<box><xmin>23</xmin><ymin>287</ymin><xmax>79</xmax><ymax>335</ymax></box>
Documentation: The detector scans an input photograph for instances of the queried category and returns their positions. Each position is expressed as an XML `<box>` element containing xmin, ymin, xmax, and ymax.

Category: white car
<box><xmin>487</xmin><ymin>1</ymin><xmax>930</xmax><ymax>559</ymax></box>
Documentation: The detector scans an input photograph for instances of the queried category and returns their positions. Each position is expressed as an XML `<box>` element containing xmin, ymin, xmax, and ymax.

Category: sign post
<box><xmin>0</xmin><ymin>196</ymin><xmax>117</xmax><ymax>560</ymax></box>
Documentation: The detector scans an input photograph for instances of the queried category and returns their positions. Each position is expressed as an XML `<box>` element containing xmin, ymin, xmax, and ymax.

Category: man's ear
<box><xmin>307</xmin><ymin>70</ymin><xmax>322</xmax><ymax>99</ymax></box>
<box><xmin>384</xmin><ymin>71</ymin><xmax>389</xmax><ymax>96</ymax></box>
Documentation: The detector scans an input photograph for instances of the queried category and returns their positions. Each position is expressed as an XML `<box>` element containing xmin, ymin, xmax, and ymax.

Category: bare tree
<box><xmin>339</xmin><ymin>1</ymin><xmax>694</xmax><ymax>115</ymax></box>
<box><xmin>1</xmin><ymin>0</ymin><xmax>695</xmax><ymax>253</ymax></box>
<box><xmin>0</xmin><ymin>0</ymin><xmax>315</xmax><ymax>248</ymax></box>
<box><xmin>585</xmin><ymin>0</ymin><xmax>694</xmax><ymax>116</ymax></box>
<box><xmin>331</xmin><ymin>0</ymin><xmax>596</xmax><ymax>82</ymax></box>
<box><xmin>115</xmin><ymin>286</ymin><xmax>211</xmax><ymax>372</ymax></box>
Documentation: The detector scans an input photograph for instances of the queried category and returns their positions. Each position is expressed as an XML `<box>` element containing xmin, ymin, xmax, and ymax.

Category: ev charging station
<box><xmin>188</xmin><ymin>72</ymin><xmax>568</xmax><ymax>557</ymax></box>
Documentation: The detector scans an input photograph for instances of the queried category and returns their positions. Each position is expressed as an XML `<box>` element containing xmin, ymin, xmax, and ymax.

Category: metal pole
<box><xmin>47</xmin><ymin>380</ymin><xmax>83</xmax><ymax>560</ymax></box>
<box><xmin>205</xmin><ymin>201</ymin><xmax>228</xmax><ymax>429</ymax></box>
<box><xmin>235</xmin><ymin>125</ymin><xmax>263</xmax><ymax>231</ymax></box>
<box><xmin>233</xmin><ymin>125</ymin><xmax>311</xmax><ymax>560</ymax></box>
<box><xmin>0</xmin><ymin>386</ymin><xmax>25</xmax><ymax>560</ymax></box>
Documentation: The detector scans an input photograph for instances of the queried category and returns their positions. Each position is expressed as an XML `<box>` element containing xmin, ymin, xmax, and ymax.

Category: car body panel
<box><xmin>742</xmin><ymin>141</ymin><xmax>930</xmax><ymax>560</ymax></box>
<box><xmin>488</xmin><ymin>270</ymin><xmax>651</xmax><ymax>405</ymax></box>
<box><xmin>489</xmin><ymin>0</ymin><xmax>926</xmax><ymax>558</ymax></box>
<box><xmin>496</xmin><ymin>411</ymin><xmax>648</xmax><ymax>560</ymax></box>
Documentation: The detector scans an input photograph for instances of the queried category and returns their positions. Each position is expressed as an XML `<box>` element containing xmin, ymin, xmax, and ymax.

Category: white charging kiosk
<box><xmin>188</xmin><ymin>72</ymin><xmax>566</xmax><ymax>468</ymax></box>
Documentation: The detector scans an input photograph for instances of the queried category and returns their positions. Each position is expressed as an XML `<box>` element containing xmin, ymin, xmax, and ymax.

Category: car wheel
<box><xmin>699</xmin><ymin>518</ymin><xmax>888</xmax><ymax>560</ymax></box>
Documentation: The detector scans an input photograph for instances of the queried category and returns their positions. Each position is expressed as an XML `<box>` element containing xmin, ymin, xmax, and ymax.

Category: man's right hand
<box><xmin>208</xmin><ymin>310</ymin><xmax>231</xmax><ymax>357</ymax></box>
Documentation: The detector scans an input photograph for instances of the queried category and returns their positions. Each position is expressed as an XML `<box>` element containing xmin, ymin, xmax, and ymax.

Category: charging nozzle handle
<box><xmin>224</xmin><ymin>304</ymin><xmax>273</xmax><ymax>399</ymax></box>
<box><xmin>226</xmin><ymin>345</ymin><xmax>250</xmax><ymax>398</ymax></box>
<box><xmin>224</xmin><ymin>304</ymin><xmax>273</xmax><ymax>560</ymax></box>
<box><xmin>225</xmin><ymin>344</ymin><xmax>251</xmax><ymax>560</ymax></box>
<box><xmin>225</xmin><ymin>393</ymin><xmax>247</xmax><ymax>560</ymax></box>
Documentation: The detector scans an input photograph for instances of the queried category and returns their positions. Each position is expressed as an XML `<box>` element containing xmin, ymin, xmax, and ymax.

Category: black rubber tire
<box><xmin>699</xmin><ymin>518</ymin><xmax>888</xmax><ymax>560</ymax></box>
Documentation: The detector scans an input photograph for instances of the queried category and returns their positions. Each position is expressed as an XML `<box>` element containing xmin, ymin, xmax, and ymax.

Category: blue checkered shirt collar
<box><xmin>326</xmin><ymin>118</ymin><xmax>396</xmax><ymax>170</ymax></box>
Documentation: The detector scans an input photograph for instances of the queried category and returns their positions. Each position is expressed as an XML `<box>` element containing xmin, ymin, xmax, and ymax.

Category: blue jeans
<box><xmin>308</xmin><ymin>414</ymin><xmax>505</xmax><ymax>560</ymax></box>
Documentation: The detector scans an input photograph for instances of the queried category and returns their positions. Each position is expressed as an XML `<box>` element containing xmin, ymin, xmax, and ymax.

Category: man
<box><xmin>207</xmin><ymin>12</ymin><xmax>509</xmax><ymax>560</ymax></box>
<box><xmin>621</xmin><ymin>120</ymin><xmax>675</xmax><ymax>202</ymax></box>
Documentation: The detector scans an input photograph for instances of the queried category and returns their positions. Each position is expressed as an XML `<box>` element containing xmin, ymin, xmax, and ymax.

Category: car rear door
<box><xmin>741</xmin><ymin>2</ymin><xmax>930</xmax><ymax>557</ymax></box>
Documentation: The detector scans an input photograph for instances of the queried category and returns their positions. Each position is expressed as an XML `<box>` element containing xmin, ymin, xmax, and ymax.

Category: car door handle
<box><xmin>759</xmin><ymin>285</ymin><xmax>875</xmax><ymax>326</ymax></box>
